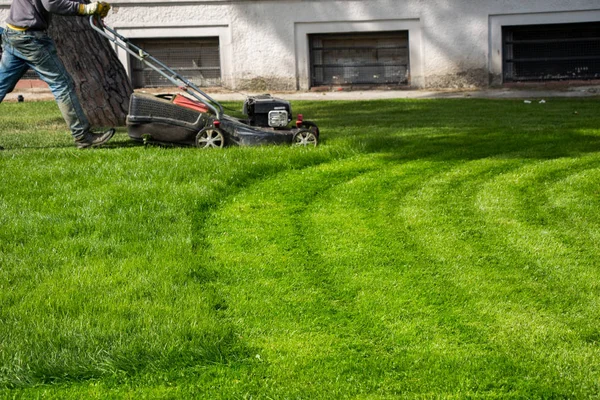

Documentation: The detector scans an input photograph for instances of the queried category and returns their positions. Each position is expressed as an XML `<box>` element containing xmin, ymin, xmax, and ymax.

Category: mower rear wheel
<box><xmin>292</xmin><ymin>129</ymin><xmax>318</xmax><ymax>147</ymax></box>
<box><xmin>196</xmin><ymin>127</ymin><xmax>225</xmax><ymax>148</ymax></box>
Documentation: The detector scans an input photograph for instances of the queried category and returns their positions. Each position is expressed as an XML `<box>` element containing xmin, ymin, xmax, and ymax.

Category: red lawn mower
<box><xmin>90</xmin><ymin>17</ymin><xmax>320</xmax><ymax>148</ymax></box>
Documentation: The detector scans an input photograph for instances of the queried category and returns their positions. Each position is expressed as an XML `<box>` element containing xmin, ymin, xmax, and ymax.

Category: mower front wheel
<box><xmin>292</xmin><ymin>129</ymin><xmax>318</xmax><ymax>147</ymax></box>
<box><xmin>196</xmin><ymin>127</ymin><xmax>225</xmax><ymax>149</ymax></box>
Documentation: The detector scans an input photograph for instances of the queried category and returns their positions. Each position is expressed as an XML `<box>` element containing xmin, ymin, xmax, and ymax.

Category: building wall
<box><xmin>1</xmin><ymin>0</ymin><xmax>599</xmax><ymax>90</ymax></box>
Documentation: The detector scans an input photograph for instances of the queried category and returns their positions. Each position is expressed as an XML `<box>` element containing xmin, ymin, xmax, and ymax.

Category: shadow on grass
<box><xmin>305</xmin><ymin>98</ymin><xmax>600</xmax><ymax>162</ymax></box>
<box><xmin>355</xmin><ymin>129</ymin><xmax>600</xmax><ymax>162</ymax></box>
<box><xmin>0</xmin><ymin>133</ymin><xmax>139</xmax><ymax>151</ymax></box>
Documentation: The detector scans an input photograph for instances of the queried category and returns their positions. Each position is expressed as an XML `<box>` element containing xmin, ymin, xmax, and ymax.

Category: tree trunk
<box><xmin>48</xmin><ymin>15</ymin><xmax>132</xmax><ymax>127</ymax></box>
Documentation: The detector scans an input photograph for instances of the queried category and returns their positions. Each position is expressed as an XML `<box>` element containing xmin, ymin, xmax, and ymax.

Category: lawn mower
<box><xmin>89</xmin><ymin>17</ymin><xmax>319</xmax><ymax>148</ymax></box>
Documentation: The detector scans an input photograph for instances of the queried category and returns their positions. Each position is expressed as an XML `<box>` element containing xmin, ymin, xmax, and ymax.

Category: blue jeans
<box><xmin>0</xmin><ymin>27</ymin><xmax>90</xmax><ymax>139</ymax></box>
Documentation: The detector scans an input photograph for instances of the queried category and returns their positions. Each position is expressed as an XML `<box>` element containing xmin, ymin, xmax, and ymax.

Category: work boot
<box><xmin>75</xmin><ymin>128</ymin><xmax>115</xmax><ymax>149</ymax></box>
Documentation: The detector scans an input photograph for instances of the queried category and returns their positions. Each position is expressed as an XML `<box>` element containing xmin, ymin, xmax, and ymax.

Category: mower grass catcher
<box><xmin>90</xmin><ymin>18</ymin><xmax>319</xmax><ymax>148</ymax></box>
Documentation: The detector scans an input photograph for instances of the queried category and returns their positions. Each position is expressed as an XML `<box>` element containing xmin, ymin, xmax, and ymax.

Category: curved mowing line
<box><xmin>475</xmin><ymin>158</ymin><xmax>600</xmax><ymax>293</ymax></box>
<box><xmin>193</xmin><ymin>156</ymin><xmax>395</xmax><ymax>337</ymax></box>
<box><xmin>390</xmin><ymin>157</ymin><xmax>600</xmax><ymax>353</ymax></box>
<box><xmin>206</xmin><ymin>155</ymin><xmax>597</xmax><ymax>391</ymax></box>
<box><xmin>200</xmin><ymin>157</ymin><xmax>502</xmax><ymax>353</ymax></box>
<box><xmin>189</xmin><ymin>149</ymin><xmax>354</xmax><ymax>252</ymax></box>
<box><xmin>360</xmin><ymin>157</ymin><xmax>600</xmax><ymax>392</ymax></box>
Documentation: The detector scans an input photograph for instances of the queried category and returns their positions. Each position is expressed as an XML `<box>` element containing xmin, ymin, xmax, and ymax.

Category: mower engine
<box><xmin>243</xmin><ymin>95</ymin><xmax>292</xmax><ymax>128</ymax></box>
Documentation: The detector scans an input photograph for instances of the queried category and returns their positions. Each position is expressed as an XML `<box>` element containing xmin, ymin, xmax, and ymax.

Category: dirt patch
<box><xmin>426</xmin><ymin>68</ymin><xmax>488</xmax><ymax>89</ymax></box>
<box><xmin>237</xmin><ymin>77</ymin><xmax>296</xmax><ymax>92</ymax></box>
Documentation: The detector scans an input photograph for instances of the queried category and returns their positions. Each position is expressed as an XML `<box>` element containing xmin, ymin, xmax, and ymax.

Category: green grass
<box><xmin>1</xmin><ymin>96</ymin><xmax>600</xmax><ymax>398</ymax></box>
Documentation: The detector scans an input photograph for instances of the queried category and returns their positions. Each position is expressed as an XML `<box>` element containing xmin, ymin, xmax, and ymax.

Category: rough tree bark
<box><xmin>48</xmin><ymin>15</ymin><xmax>132</xmax><ymax>127</ymax></box>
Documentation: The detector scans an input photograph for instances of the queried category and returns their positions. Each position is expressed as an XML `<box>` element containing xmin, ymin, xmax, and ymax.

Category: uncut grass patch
<box><xmin>1</xmin><ymin>97</ymin><xmax>600</xmax><ymax>398</ymax></box>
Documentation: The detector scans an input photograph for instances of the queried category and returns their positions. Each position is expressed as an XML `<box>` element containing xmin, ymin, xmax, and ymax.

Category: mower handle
<box><xmin>89</xmin><ymin>16</ymin><xmax>224</xmax><ymax>119</ymax></box>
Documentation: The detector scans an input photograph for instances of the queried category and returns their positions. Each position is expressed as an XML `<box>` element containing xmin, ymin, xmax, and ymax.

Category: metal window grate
<box><xmin>130</xmin><ymin>38</ymin><xmax>221</xmax><ymax>88</ymax></box>
<box><xmin>503</xmin><ymin>22</ymin><xmax>600</xmax><ymax>82</ymax></box>
<box><xmin>310</xmin><ymin>31</ymin><xmax>409</xmax><ymax>87</ymax></box>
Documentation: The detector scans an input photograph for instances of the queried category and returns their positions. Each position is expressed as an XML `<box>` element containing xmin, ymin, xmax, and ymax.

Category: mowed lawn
<box><xmin>1</xmin><ymin>96</ymin><xmax>600</xmax><ymax>398</ymax></box>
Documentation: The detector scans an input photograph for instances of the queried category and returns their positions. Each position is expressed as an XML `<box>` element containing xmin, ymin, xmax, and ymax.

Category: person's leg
<box><xmin>2</xmin><ymin>29</ymin><xmax>113</xmax><ymax>148</ymax></box>
<box><xmin>17</xmin><ymin>32</ymin><xmax>91</xmax><ymax>140</ymax></box>
<box><xmin>0</xmin><ymin>30</ymin><xmax>29</xmax><ymax>102</ymax></box>
<box><xmin>0</xmin><ymin>28</ymin><xmax>28</xmax><ymax>150</ymax></box>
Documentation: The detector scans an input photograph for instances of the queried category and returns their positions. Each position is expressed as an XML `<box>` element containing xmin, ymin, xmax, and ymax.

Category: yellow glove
<box><xmin>78</xmin><ymin>2</ymin><xmax>111</xmax><ymax>18</ymax></box>
<box><xmin>96</xmin><ymin>2</ymin><xmax>111</xmax><ymax>17</ymax></box>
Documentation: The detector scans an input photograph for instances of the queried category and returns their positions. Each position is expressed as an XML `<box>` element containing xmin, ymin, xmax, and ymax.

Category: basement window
<box><xmin>503</xmin><ymin>21</ymin><xmax>600</xmax><ymax>82</ymax></box>
<box><xmin>129</xmin><ymin>38</ymin><xmax>221</xmax><ymax>88</ymax></box>
<box><xmin>309</xmin><ymin>31</ymin><xmax>409</xmax><ymax>87</ymax></box>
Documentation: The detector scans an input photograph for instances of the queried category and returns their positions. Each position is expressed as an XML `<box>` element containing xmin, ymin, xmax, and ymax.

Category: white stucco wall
<box><xmin>1</xmin><ymin>0</ymin><xmax>599</xmax><ymax>90</ymax></box>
